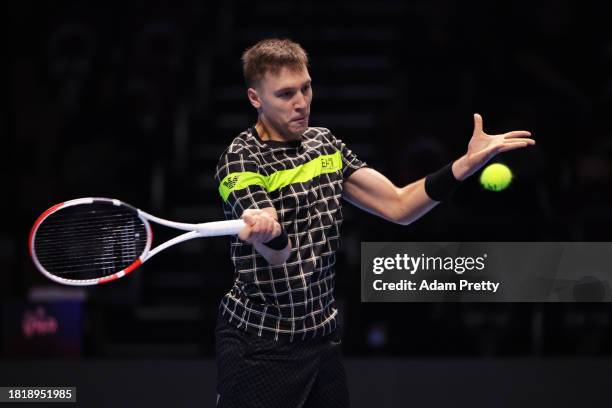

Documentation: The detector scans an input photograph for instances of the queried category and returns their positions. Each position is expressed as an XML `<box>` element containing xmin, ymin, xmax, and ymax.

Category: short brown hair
<box><xmin>241</xmin><ymin>39</ymin><xmax>309</xmax><ymax>87</ymax></box>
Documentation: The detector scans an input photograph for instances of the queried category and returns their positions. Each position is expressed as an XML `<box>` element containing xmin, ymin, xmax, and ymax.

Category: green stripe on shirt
<box><xmin>218</xmin><ymin>151</ymin><xmax>343</xmax><ymax>202</ymax></box>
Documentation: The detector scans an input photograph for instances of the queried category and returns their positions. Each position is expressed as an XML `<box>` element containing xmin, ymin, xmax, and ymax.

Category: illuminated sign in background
<box><xmin>2</xmin><ymin>301</ymin><xmax>83</xmax><ymax>356</ymax></box>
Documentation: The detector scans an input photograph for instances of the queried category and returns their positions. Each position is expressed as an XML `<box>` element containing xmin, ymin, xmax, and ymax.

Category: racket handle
<box><xmin>196</xmin><ymin>219</ymin><xmax>246</xmax><ymax>236</ymax></box>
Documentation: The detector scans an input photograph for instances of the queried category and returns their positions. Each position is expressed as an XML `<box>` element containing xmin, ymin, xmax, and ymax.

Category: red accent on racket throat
<box><xmin>98</xmin><ymin>259</ymin><xmax>143</xmax><ymax>284</ymax></box>
<box><xmin>98</xmin><ymin>274</ymin><xmax>119</xmax><ymax>284</ymax></box>
<box><xmin>124</xmin><ymin>258</ymin><xmax>142</xmax><ymax>275</ymax></box>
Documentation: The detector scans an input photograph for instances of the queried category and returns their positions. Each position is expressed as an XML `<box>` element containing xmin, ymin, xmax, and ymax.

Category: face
<box><xmin>248</xmin><ymin>66</ymin><xmax>312</xmax><ymax>139</ymax></box>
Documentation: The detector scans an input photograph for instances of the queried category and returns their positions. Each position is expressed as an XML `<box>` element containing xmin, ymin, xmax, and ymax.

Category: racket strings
<box><xmin>35</xmin><ymin>237</ymin><xmax>143</xmax><ymax>252</ymax></box>
<box><xmin>33</xmin><ymin>203</ymin><xmax>148</xmax><ymax>280</ymax></box>
<box><xmin>34</xmin><ymin>224</ymin><xmax>144</xmax><ymax>240</ymax></box>
<box><xmin>35</xmin><ymin>259</ymin><xmax>135</xmax><ymax>274</ymax></box>
<box><xmin>32</xmin><ymin>248</ymin><xmax>142</xmax><ymax>264</ymax></box>
<box><xmin>34</xmin><ymin>211</ymin><xmax>138</xmax><ymax>226</ymax></box>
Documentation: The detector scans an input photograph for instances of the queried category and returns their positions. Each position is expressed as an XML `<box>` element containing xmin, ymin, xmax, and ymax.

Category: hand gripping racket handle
<box><xmin>195</xmin><ymin>219</ymin><xmax>246</xmax><ymax>237</ymax></box>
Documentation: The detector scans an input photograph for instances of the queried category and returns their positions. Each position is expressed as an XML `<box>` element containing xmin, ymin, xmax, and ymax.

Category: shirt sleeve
<box><xmin>329</xmin><ymin>133</ymin><xmax>367</xmax><ymax>179</ymax></box>
<box><xmin>215</xmin><ymin>151</ymin><xmax>274</xmax><ymax>219</ymax></box>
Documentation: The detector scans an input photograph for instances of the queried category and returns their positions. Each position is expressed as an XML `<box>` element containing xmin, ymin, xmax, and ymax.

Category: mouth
<box><xmin>292</xmin><ymin>115</ymin><xmax>309</xmax><ymax>124</ymax></box>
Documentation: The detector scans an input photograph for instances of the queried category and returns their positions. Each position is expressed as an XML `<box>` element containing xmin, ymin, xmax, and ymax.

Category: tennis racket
<box><xmin>28</xmin><ymin>197</ymin><xmax>245</xmax><ymax>286</ymax></box>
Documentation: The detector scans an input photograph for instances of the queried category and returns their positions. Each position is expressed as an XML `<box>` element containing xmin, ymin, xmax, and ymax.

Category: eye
<box><xmin>302</xmin><ymin>84</ymin><xmax>311</xmax><ymax>92</ymax></box>
<box><xmin>278</xmin><ymin>91</ymin><xmax>293</xmax><ymax>99</ymax></box>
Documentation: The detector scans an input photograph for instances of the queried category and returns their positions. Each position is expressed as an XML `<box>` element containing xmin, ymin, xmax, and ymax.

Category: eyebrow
<box><xmin>275</xmin><ymin>80</ymin><xmax>311</xmax><ymax>94</ymax></box>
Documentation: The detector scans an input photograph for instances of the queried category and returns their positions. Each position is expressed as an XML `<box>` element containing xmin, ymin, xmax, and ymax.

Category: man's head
<box><xmin>242</xmin><ymin>39</ymin><xmax>312</xmax><ymax>139</ymax></box>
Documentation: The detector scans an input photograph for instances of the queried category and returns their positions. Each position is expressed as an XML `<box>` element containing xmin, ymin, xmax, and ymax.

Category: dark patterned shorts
<box><xmin>215</xmin><ymin>315</ymin><xmax>350</xmax><ymax>408</ymax></box>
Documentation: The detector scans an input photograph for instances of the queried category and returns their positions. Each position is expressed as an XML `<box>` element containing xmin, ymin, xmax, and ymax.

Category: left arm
<box><xmin>343</xmin><ymin>168</ymin><xmax>437</xmax><ymax>225</ymax></box>
<box><xmin>343</xmin><ymin>113</ymin><xmax>535</xmax><ymax>225</ymax></box>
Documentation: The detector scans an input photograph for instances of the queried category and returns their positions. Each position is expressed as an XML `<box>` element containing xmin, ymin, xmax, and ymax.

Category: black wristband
<box><xmin>263</xmin><ymin>230</ymin><xmax>289</xmax><ymax>250</ymax></box>
<box><xmin>424</xmin><ymin>162</ymin><xmax>462</xmax><ymax>202</ymax></box>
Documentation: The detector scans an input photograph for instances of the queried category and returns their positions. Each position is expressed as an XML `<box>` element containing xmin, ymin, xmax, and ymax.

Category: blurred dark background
<box><xmin>3</xmin><ymin>0</ymin><xmax>612</xmax><ymax>402</ymax></box>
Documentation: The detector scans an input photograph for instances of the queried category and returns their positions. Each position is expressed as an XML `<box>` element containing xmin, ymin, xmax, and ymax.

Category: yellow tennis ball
<box><xmin>480</xmin><ymin>163</ymin><xmax>513</xmax><ymax>191</ymax></box>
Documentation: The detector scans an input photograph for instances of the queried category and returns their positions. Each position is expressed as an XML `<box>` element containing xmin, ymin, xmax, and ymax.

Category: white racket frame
<box><xmin>29</xmin><ymin>197</ymin><xmax>245</xmax><ymax>286</ymax></box>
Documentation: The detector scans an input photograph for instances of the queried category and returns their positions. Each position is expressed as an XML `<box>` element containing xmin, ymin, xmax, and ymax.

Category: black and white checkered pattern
<box><xmin>215</xmin><ymin>126</ymin><xmax>365</xmax><ymax>341</ymax></box>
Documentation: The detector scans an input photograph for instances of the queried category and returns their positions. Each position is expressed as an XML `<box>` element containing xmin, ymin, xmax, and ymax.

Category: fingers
<box><xmin>239</xmin><ymin>209</ymin><xmax>281</xmax><ymax>244</ymax></box>
<box><xmin>502</xmin><ymin>137</ymin><xmax>535</xmax><ymax>145</ymax></box>
<box><xmin>241</xmin><ymin>208</ymin><xmax>260</xmax><ymax>226</ymax></box>
<box><xmin>241</xmin><ymin>213</ymin><xmax>256</xmax><ymax>227</ymax></box>
<box><xmin>473</xmin><ymin>113</ymin><xmax>484</xmax><ymax>133</ymax></box>
<box><xmin>250</xmin><ymin>221</ymin><xmax>281</xmax><ymax>244</ymax></box>
<box><xmin>250</xmin><ymin>216</ymin><xmax>276</xmax><ymax>237</ymax></box>
<box><xmin>238</xmin><ymin>226</ymin><xmax>251</xmax><ymax>241</ymax></box>
<box><xmin>497</xmin><ymin>141</ymin><xmax>530</xmax><ymax>153</ymax></box>
<box><xmin>503</xmin><ymin>130</ymin><xmax>532</xmax><ymax>139</ymax></box>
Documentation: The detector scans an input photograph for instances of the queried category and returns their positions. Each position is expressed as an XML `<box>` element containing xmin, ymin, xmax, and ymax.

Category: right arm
<box><xmin>238</xmin><ymin>207</ymin><xmax>291</xmax><ymax>265</ymax></box>
<box><xmin>215</xmin><ymin>150</ymin><xmax>290</xmax><ymax>265</ymax></box>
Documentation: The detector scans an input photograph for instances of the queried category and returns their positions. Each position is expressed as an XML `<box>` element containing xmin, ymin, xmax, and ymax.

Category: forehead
<box><xmin>258</xmin><ymin>66</ymin><xmax>311</xmax><ymax>91</ymax></box>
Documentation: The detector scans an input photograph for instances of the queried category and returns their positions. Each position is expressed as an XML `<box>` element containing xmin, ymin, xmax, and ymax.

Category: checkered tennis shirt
<box><xmin>215</xmin><ymin>126</ymin><xmax>366</xmax><ymax>341</ymax></box>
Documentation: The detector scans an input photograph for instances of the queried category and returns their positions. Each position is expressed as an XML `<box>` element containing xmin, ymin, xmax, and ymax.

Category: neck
<box><xmin>255</xmin><ymin>117</ymin><xmax>300</xmax><ymax>142</ymax></box>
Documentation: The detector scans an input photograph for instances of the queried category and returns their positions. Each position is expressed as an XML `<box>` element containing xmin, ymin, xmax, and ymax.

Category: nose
<box><xmin>294</xmin><ymin>90</ymin><xmax>308</xmax><ymax>110</ymax></box>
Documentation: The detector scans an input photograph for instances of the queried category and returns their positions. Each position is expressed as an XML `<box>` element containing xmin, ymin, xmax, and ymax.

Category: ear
<box><xmin>247</xmin><ymin>88</ymin><xmax>261</xmax><ymax>109</ymax></box>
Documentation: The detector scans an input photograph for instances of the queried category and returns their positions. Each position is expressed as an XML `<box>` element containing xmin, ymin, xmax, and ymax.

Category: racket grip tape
<box><xmin>197</xmin><ymin>220</ymin><xmax>246</xmax><ymax>236</ymax></box>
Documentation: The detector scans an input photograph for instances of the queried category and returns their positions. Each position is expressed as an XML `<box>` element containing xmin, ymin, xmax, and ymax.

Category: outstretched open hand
<box><xmin>453</xmin><ymin>114</ymin><xmax>535</xmax><ymax>180</ymax></box>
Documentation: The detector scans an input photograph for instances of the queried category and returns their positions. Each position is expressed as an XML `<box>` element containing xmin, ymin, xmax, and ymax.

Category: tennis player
<box><xmin>214</xmin><ymin>39</ymin><xmax>534</xmax><ymax>407</ymax></box>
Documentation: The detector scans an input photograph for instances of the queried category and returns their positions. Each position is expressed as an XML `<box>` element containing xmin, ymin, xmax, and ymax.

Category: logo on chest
<box><xmin>321</xmin><ymin>156</ymin><xmax>335</xmax><ymax>169</ymax></box>
<box><xmin>223</xmin><ymin>175</ymin><xmax>239</xmax><ymax>190</ymax></box>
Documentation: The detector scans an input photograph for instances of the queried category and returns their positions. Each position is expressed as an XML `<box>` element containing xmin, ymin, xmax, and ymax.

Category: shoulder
<box><xmin>220</xmin><ymin>128</ymin><xmax>264</xmax><ymax>158</ymax></box>
<box><xmin>302</xmin><ymin>127</ymin><xmax>354</xmax><ymax>155</ymax></box>
<box><xmin>304</xmin><ymin>126</ymin><xmax>333</xmax><ymax>139</ymax></box>
<box><xmin>303</xmin><ymin>127</ymin><xmax>338</xmax><ymax>147</ymax></box>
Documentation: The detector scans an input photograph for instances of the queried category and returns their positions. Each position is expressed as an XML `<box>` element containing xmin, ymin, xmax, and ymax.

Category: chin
<box><xmin>290</xmin><ymin>122</ymin><xmax>309</xmax><ymax>135</ymax></box>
